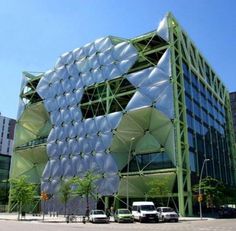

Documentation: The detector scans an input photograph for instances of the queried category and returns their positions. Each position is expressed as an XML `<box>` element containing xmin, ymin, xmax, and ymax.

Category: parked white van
<box><xmin>132</xmin><ymin>201</ymin><xmax>159</xmax><ymax>222</ymax></box>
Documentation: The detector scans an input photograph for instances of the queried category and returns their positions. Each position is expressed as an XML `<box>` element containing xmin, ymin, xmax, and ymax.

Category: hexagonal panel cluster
<box><xmin>37</xmin><ymin>37</ymin><xmax>138</xmax><ymax>195</ymax></box>
<box><xmin>36</xmin><ymin>21</ymin><xmax>174</xmax><ymax>198</ymax></box>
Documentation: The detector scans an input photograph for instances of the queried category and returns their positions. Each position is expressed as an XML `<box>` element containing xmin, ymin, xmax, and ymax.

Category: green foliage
<box><xmin>192</xmin><ymin>176</ymin><xmax>225</xmax><ymax>207</ymax></box>
<box><xmin>9</xmin><ymin>176</ymin><xmax>37</xmax><ymax>219</ymax></box>
<box><xmin>58</xmin><ymin>179</ymin><xmax>73</xmax><ymax>215</ymax></box>
<box><xmin>146</xmin><ymin>176</ymin><xmax>171</xmax><ymax>205</ymax></box>
<box><xmin>72</xmin><ymin>171</ymin><xmax>100</xmax><ymax>214</ymax></box>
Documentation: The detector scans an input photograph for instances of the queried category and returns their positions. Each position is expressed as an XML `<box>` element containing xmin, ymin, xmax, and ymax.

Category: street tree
<box><xmin>58</xmin><ymin>179</ymin><xmax>73</xmax><ymax>216</ymax></box>
<box><xmin>146</xmin><ymin>176</ymin><xmax>171</xmax><ymax>206</ymax></box>
<box><xmin>9</xmin><ymin>176</ymin><xmax>37</xmax><ymax>220</ymax></box>
<box><xmin>192</xmin><ymin>176</ymin><xmax>225</xmax><ymax>207</ymax></box>
<box><xmin>72</xmin><ymin>171</ymin><xmax>99</xmax><ymax>217</ymax></box>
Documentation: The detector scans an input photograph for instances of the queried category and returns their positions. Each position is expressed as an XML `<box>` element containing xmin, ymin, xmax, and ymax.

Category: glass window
<box><xmin>189</xmin><ymin>151</ymin><xmax>196</xmax><ymax>172</ymax></box>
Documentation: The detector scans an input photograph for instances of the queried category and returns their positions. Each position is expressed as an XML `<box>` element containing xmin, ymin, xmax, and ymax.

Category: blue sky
<box><xmin>0</xmin><ymin>0</ymin><xmax>235</xmax><ymax>119</ymax></box>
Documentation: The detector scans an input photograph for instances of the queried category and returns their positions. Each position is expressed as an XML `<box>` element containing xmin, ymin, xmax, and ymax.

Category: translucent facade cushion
<box><xmin>50</xmin><ymin>159</ymin><xmax>62</xmax><ymax>178</ymax></box>
<box><xmin>62</xmin><ymin>158</ymin><xmax>74</xmax><ymax>177</ymax></box>
<box><xmin>95</xmin><ymin>152</ymin><xmax>118</xmax><ymax>173</ymax></box>
<box><xmin>41</xmin><ymin>161</ymin><xmax>52</xmax><ymax>180</ymax></box>
<box><xmin>20</xmin><ymin>74</ymin><xmax>28</xmax><ymax>93</ymax></box>
<box><xmin>50</xmin><ymin>178</ymin><xmax>61</xmax><ymax>193</ymax></box>
<box><xmin>106</xmin><ymin>112</ymin><xmax>123</xmax><ymax>129</ymax></box>
<box><xmin>69</xmin><ymin>138</ymin><xmax>80</xmax><ymax>153</ymax></box>
<box><xmin>82</xmin><ymin>71</ymin><xmax>95</xmax><ymax>87</ymax></box>
<box><xmin>50</xmin><ymin>112</ymin><xmax>64</xmax><ymax>126</ymax></box>
<box><xmin>47</xmin><ymin>141</ymin><xmax>59</xmax><ymax>158</ymax></box>
<box><xmin>112</xmin><ymin>42</ymin><xmax>137</xmax><ymax>61</ymax></box>
<box><xmin>100</xmin><ymin>132</ymin><xmax>113</xmax><ymax>148</ymax></box>
<box><xmin>87</xmin><ymin>54</ymin><xmax>100</xmax><ymax>69</ymax></box>
<box><xmin>139</xmin><ymin>81</ymin><xmax>170</xmax><ymax>102</ymax></box>
<box><xmin>66</xmin><ymin>63</ymin><xmax>79</xmax><ymax>77</ymax></box>
<box><xmin>102</xmin><ymin>64</ymin><xmax>121</xmax><ymax>80</ymax></box>
<box><xmin>66</xmin><ymin>92</ymin><xmax>77</xmax><ymax>106</ymax></box>
<box><xmin>94</xmin><ymin>37</ymin><xmax>113</xmax><ymax>52</ymax></box>
<box><xmin>154</xmin><ymin>84</ymin><xmax>174</xmax><ymax>118</ymax></box>
<box><xmin>44</xmin><ymin>98</ymin><xmax>59</xmax><ymax>112</ymax></box>
<box><xmin>55</xmin><ymin>51</ymin><xmax>74</xmax><ymax>68</ymax></box>
<box><xmin>75</xmin><ymin>155</ymin><xmax>90</xmax><ymax>176</ymax></box>
<box><xmin>96</xmin><ymin>174</ymin><xmax>120</xmax><ymax>195</ymax></box>
<box><xmin>91</xmin><ymin>68</ymin><xmax>104</xmax><ymax>84</ymax></box>
<box><xmin>60</xmin><ymin>108</ymin><xmax>72</xmax><ymax>123</ymax></box>
<box><xmin>126</xmin><ymin>67</ymin><xmax>153</xmax><ymax>88</ymax></box>
<box><xmin>98</xmin><ymin>50</ymin><xmax>114</xmax><ymax>66</ymax></box>
<box><xmin>84</xmin><ymin>118</ymin><xmax>98</xmax><ymax>135</ymax></box>
<box><xmin>56</xmin><ymin>95</ymin><xmax>68</xmax><ymax>109</ymax></box>
<box><xmin>41</xmin><ymin>181</ymin><xmax>50</xmax><ymax>193</ymax></box>
<box><xmin>72</xmin><ymin>47</ymin><xmax>85</xmax><ymax>61</ymax></box>
<box><xmin>76</xmin><ymin>59</ymin><xmax>91</xmax><ymax>73</ymax></box>
<box><xmin>74</xmin><ymin>88</ymin><xmax>84</xmax><ymax>102</ymax></box>
<box><xmin>61</xmin><ymin>79</ymin><xmax>72</xmax><ymax>93</ymax></box>
<box><xmin>157</xmin><ymin>49</ymin><xmax>171</xmax><ymax>76</ymax></box>
<box><xmin>141</xmin><ymin>68</ymin><xmax>169</xmax><ymax>87</ymax></box>
<box><xmin>156</xmin><ymin>15</ymin><xmax>169</xmax><ymax>41</ymax></box>
<box><xmin>83</xmin><ymin>42</ymin><xmax>96</xmax><ymax>56</ymax></box>
<box><xmin>95</xmin><ymin>116</ymin><xmax>111</xmax><ymax>133</ymax></box>
<box><xmin>94</xmin><ymin>137</ymin><xmax>107</xmax><ymax>152</ymax></box>
<box><xmin>126</xmin><ymin>91</ymin><xmax>153</xmax><ymax>111</ymax></box>
<box><xmin>17</xmin><ymin>99</ymin><xmax>26</xmax><ymax>120</ymax></box>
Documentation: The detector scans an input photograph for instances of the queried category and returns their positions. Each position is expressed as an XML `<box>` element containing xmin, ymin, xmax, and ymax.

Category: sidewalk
<box><xmin>0</xmin><ymin>213</ymin><xmax>215</xmax><ymax>223</ymax></box>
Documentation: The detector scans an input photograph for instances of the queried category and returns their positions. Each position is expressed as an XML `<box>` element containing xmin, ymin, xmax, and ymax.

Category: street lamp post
<box><xmin>126</xmin><ymin>137</ymin><xmax>135</xmax><ymax>209</ymax></box>
<box><xmin>198</xmin><ymin>158</ymin><xmax>210</xmax><ymax>220</ymax></box>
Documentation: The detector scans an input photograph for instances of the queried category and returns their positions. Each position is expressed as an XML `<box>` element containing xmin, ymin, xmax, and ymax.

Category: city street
<box><xmin>0</xmin><ymin>219</ymin><xmax>236</xmax><ymax>231</ymax></box>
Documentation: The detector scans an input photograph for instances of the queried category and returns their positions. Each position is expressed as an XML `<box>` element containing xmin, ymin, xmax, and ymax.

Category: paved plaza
<box><xmin>0</xmin><ymin>214</ymin><xmax>236</xmax><ymax>231</ymax></box>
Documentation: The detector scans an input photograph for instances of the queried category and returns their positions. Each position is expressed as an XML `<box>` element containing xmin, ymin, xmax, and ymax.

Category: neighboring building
<box><xmin>0</xmin><ymin>114</ymin><xmax>15</xmax><ymax>208</ymax></box>
<box><xmin>230</xmin><ymin>92</ymin><xmax>236</xmax><ymax>142</ymax></box>
<box><xmin>10</xmin><ymin>13</ymin><xmax>236</xmax><ymax>216</ymax></box>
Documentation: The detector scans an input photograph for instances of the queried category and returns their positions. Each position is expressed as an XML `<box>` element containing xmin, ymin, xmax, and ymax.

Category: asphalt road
<box><xmin>0</xmin><ymin>219</ymin><xmax>236</xmax><ymax>231</ymax></box>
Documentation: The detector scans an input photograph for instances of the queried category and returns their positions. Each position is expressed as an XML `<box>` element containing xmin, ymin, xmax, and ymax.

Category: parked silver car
<box><xmin>89</xmin><ymin>210</ymin><xmax>109</xmax><ymax>223</ymax></box>
<box><xmin>156</xmin><ymin>207</ymin><xmax>178</xmax><ymax>222</ymax></box>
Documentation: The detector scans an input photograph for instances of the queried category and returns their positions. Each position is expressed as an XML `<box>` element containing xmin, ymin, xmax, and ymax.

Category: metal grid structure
<box><xmin>10</xmin><ymin>13</ymin><xmax>236</xmax><ymax>216</ymax></box>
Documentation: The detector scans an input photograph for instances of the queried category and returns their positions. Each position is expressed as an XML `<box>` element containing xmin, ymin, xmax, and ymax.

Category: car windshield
<box><xmin>162</xmin><ymin>208</ymin><xmax>174</xmax><ymax>212</ymax></box>
<box><xmin>118</xmin><ymin>209</ymin><xmax>130</xmax><ymax>214</ymax></box>
<box><xmin>140</xmin><ymin>205</ymin><xmax>155</xmax><ymax>211</ymax></box>
<box><xmin>93</xmin><ymin>210</ymin><xmax>105</xmax><ymax>215</ymax></box>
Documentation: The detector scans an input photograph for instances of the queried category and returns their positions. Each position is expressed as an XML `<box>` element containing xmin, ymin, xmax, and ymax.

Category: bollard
<box><xmin>82</xmin><ymin>216</ymin><xmax>86</xmax><ymax>224</ymax></box>
<box><xmin>66</xmin><ymin>215</ymin><xmax>69</xmax><ymax>224</ymax></box>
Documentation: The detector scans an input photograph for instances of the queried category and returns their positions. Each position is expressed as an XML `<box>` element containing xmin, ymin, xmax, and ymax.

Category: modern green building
<box><xmin>10</xmin><ymin>13</ymin><xmax>236</xmax><ymax>216</ymax></box>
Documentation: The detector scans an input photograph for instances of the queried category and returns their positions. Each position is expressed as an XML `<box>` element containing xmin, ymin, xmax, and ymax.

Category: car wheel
<box><xmin>139</xmin><ymin>217</ymin><xmax>143</xmax><ymax>223</ymax></box>
<box><xmin>117</xmin><ymin>218</ymin><xmax>120</xmax><ymax>223</ymax></box>
<box><xmin>175</xmin><ymin>219</ymin><xmax>179</xmax><ymax>222</ymax></box>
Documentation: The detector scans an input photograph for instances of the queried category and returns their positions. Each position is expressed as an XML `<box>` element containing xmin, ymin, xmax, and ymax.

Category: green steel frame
<box><xmin>167</xmin><ymin>13</ymin><xmax>236</xmax><ymax>215</ymax></box>
<box><xmin>11</xmin><ymin>13</ymin><xmax>236</xmax><ymax>216</ymax></box>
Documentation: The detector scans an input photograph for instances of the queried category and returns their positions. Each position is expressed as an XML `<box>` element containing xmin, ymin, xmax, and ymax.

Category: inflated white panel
<box><xmin>156</xmin><ymin>15</ymin><xmax>169</xmax><ymax>41</ymax></box>
<box><xmin>141</xmin><ymin>68</ymin><xmax>169</xmax><ymax>87</ymax></box>
<box><xmin>84</xmin><ymin>118</ymin><xmax>98</xmax><ymax>135</ymax></box>
<box><xmin>73</xmin><ymin>47</ymin><xmax>85</xmax><ymax>61</ymax></box>
<box><xmin>126</xmin><ymin>67</ymin><xmax>153</xmax><ymax>87</ymax></box>
<box><xmin>126</xmin><ymin>91</ymin><xmax>153</xmax><ymax>111</ymax></box>
<box><xmin>94</xmin><ymin>37</ymin><xmax>113</xmax><ymax>52</ymax></box>
<box><xmin>100</xmin><ymin>132</ymin><xmax>113</xmax><ymax>148</ymax></box>
<box><xmin>47</xmin><ymin>141</ymin><xmax>59</xmax><ymax>158</ymax></box>
<box><xmin>106</xmin><ymin>112</ymin><xmax>123</xmax><ymax>129</ymax></box>
<box><xmin>95</xmin><ymin>116</ymin><xmax>111</xmax><ymax>133</ymax></box>
<box><xmin>154</xmin><ymin>84</ymin><xmax>174</xmax><ymax>118</ymax></box>
<box><xmin>140</xmin><ymin>81</ymin><xmax>170</xmax><ymax>101</ymax></box>
<box><xmin>156</xmin><ymin>49</ymin><xmax>171</xmax><ymax>76</ymax></box>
